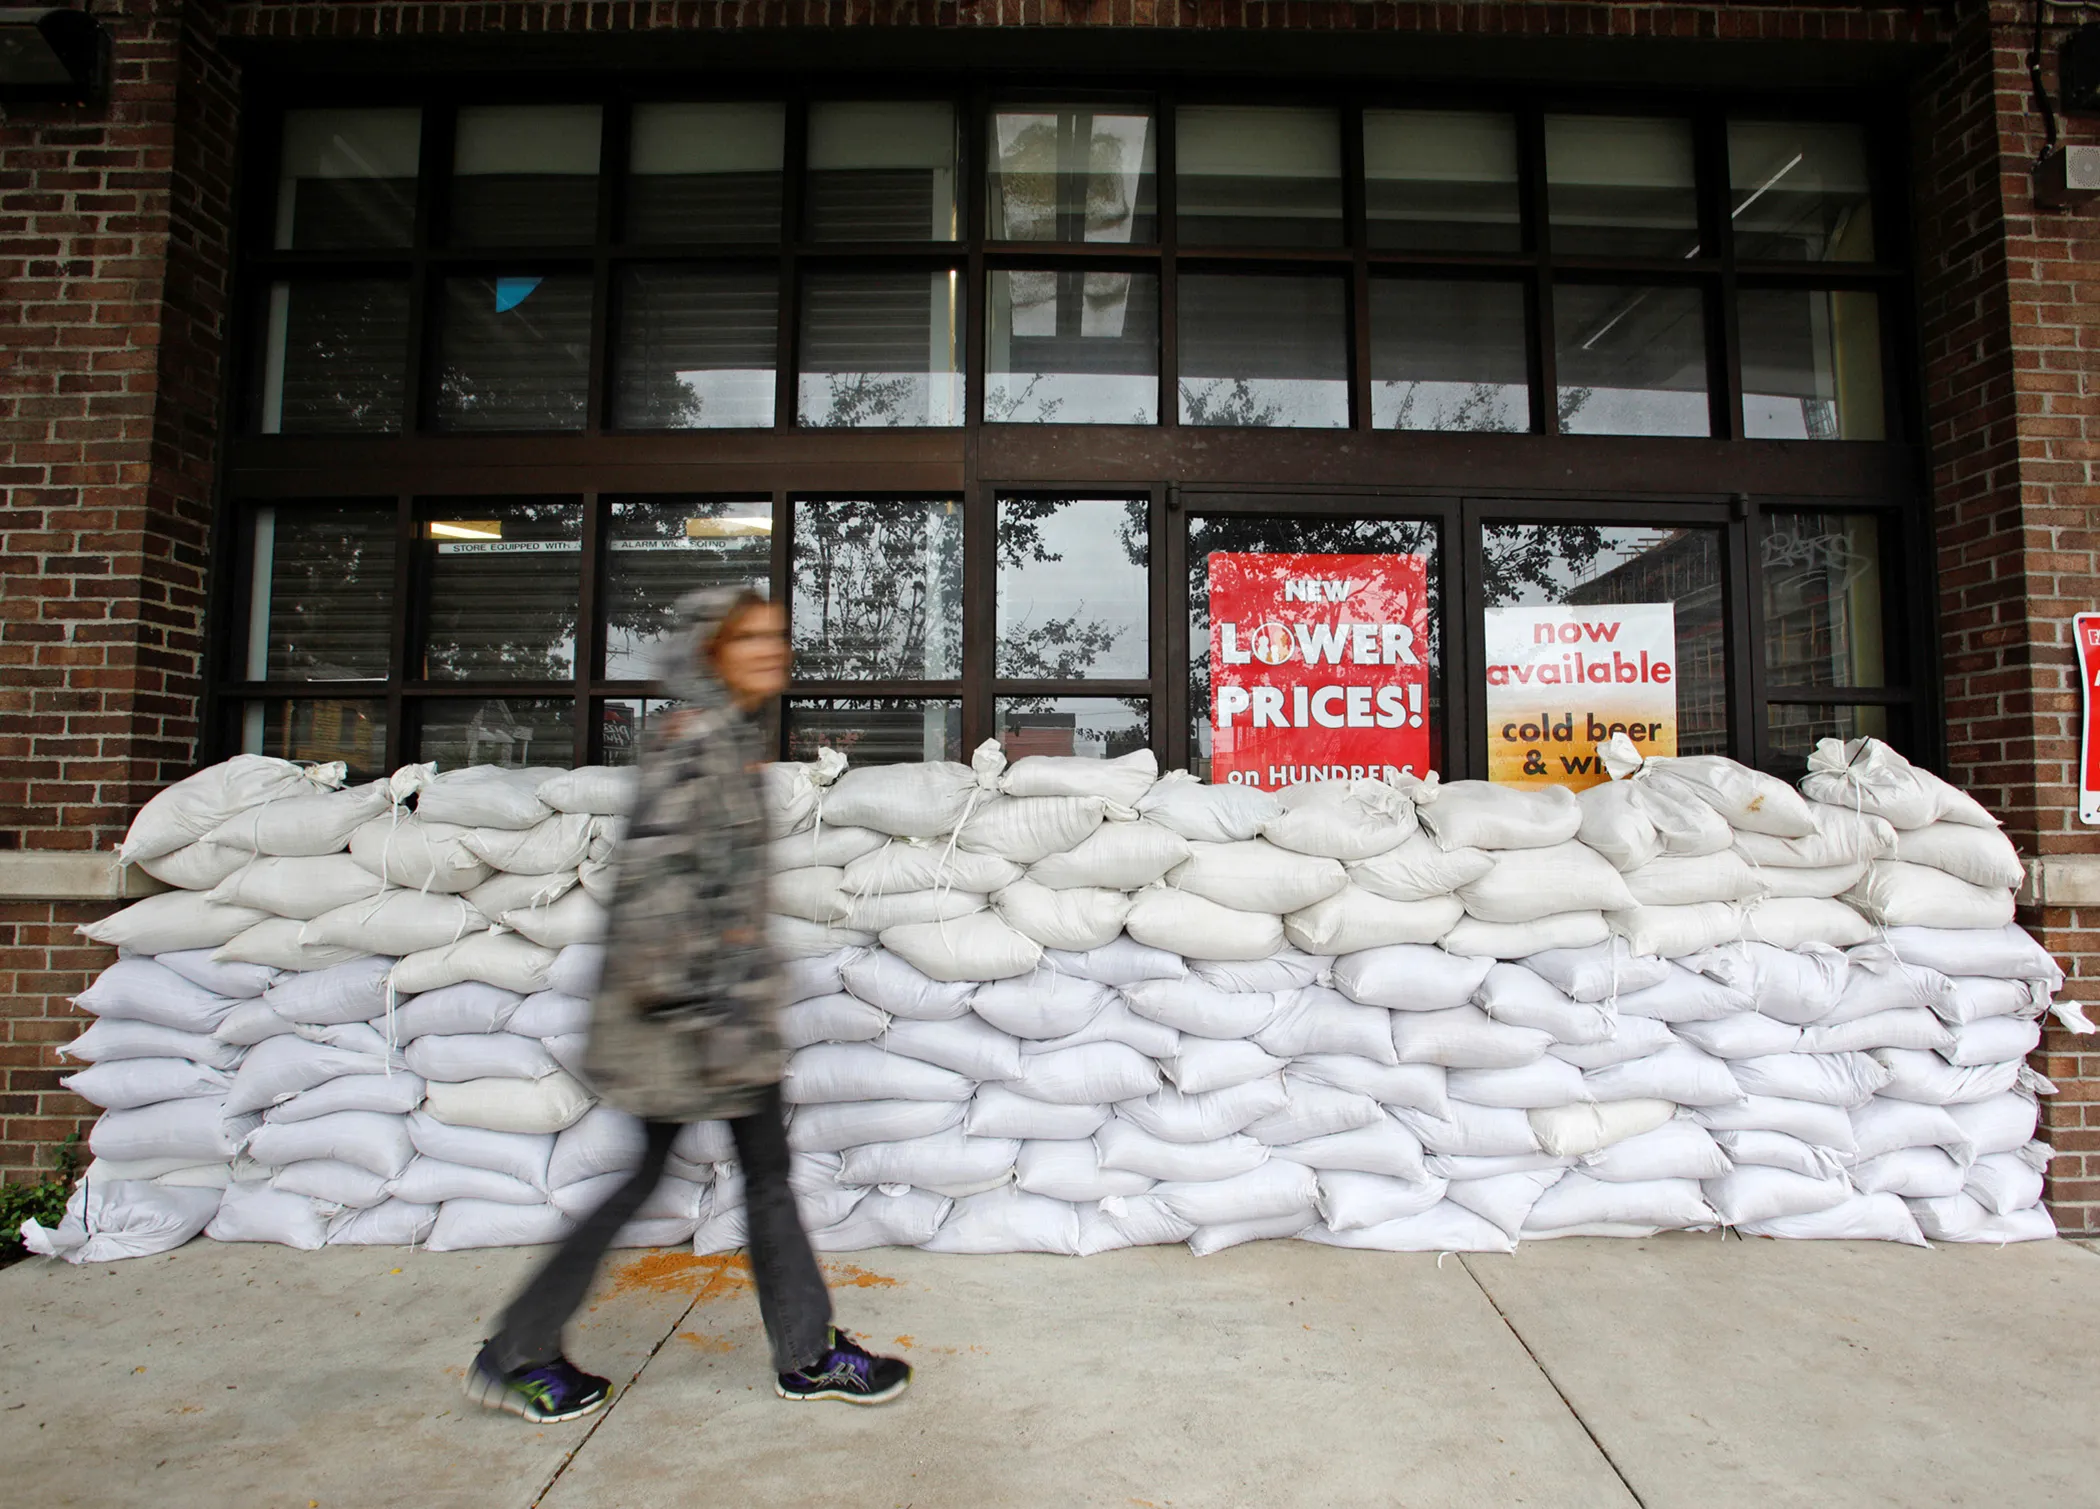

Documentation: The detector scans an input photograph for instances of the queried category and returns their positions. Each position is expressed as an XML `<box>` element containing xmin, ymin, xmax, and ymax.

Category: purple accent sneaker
<box><xmin>465</xmin><ymin>1342</ymin><xmax>612</xmax><ymax>1423</ymax></box>
<box><xmin>775</xmin><ymin>1328</ymin><xmax>912</xmax><ymax>1405</ymax></box>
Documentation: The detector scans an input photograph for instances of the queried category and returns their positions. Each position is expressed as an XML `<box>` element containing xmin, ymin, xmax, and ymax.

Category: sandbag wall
<box><xmin>22</xmin><ymin>736</ymin><xmax>2087</xmax><ymax>1263</ymax></box>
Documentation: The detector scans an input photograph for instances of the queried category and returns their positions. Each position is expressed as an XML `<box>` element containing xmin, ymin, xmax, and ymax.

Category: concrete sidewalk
<box><xmin>4</xmin><ymin>1234</ymin><xmax>2094</xmax><ymax>1509</ymax></box>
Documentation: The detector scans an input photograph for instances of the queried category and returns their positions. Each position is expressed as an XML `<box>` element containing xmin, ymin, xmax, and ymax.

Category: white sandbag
<box><xmin>544</xmin><ymin>1106</ymin><xmax>644</xmax><ymax>1186</ymax></box>
<box><xmin>1447</xmin><ymin>1059</ymin><xmax>1589</xmax><ymax>1111</ymax></box>
<box><xmin>1187</xmin><ymin>949</ymin><xmax>1328</xmax><ymax>992</ymax></box>
<box><xmin>1095</xmin><ymin>1121</ymin><xmax>1267</xmax><ymax>1183</ymax></box>
<box><xmin>761</xmin><ymin>750</ymin><xmax>847</xmax><ymax>838</ymax></box>
<box><xmin>500</xmin><ymin>889</ymin><xmax>607</xmax><ymax>950</ymax></box>
<box><xmin>1441</xmin><ymin>911</ymin><xmax>1609</xmax><ymax>959</ymax></box>
<box><xmin>1638</xmin><ymin>753</ymin><xmax>1817</xmax><ymax>837</ymax></box>
<box><xmin>347</xmin><ymin>815</ymin><xmax>491</xmax><ymax>893</ymax></box>
<box><xmin>404</xmin><ymin>1031</ymin><xmax>562</xmax><ymax>1084</ymax></box>
<box><xmin>576</xmin><ymin>860</ymin><xmax>617</xmax><ymax>903</ymax></box>
<box><xmin>536</xmin><ymin>765</ymin><xmax>636</xmax><ymax>817</ymax></box>
<box><xmin>395</xmin><ymin>982</ymin><xmax>524</xmax><ymax>1040</ymax></box>
<box><xmin>920</xmin><ymin>1186</ymin><xmax>1083</xmax><ymax>1255</ymax></box>
<box><xmin>1394</xmin><ymin>1102</ymin><xmax>1541</xmax><ymax>1162</ymax></box>
<box><xmin>1737</xmin><ymin>897</ymin><xmax>1874</xmax><ymax>950</ymax></box>
<box><xmin>1709</xmin><ymin>1127</ymin><xmax>1844</xmax><ymax>1179</ymax></box>
<box><xmin>1735</xmin><ymin>802</ymin><xmax>1898</xmax><ymax>871</ymax></box>
<box><xmin>80</xmin><ymin>892</ymin><xmax>268</xmax><ymax>954</ymax></box>
<box><xmin>1944</xmin><ymin>1093</ymin><xmax>2041</xmax><ymax>1156</ymax></box>
<box><xmin>1547</xmin><ymin>1015</ymin><xmax>1680</xmax><ymax>1071</ymax></box>
<box><xmin>391</xmin><ymin>1157</ymin><xmax>539</xmax><ymax>1205</ymax></box>
<box><xmin>1471</xmin><ymin>964</ymin><xmax>1616</xmax><ymax>1044</ymax></box>
<box><xmin>1459</xmin><ymin>843</ymin><xmax>1636</xmax><ymax>925</ymax></box>
<box><xmin>1964</xmin><ymin>1148</ymin><xmax>2049</xmax><ymax>1215</ymax></box>
<box><xmin>1003</xmin><ymin>747</ymin><xmax>1158</xmax><ymax>805</ymax></box>
<box><xmin>1908</xmin><ymin>1193</ymin><xmax>2056</xmax><ymax>1243</ymax></box>
<box><xmin>1891</xmin><ymin>820</ymin><xmax>2024</xmax><ymax>890</ymax></box>
<box><xmin>1580</xmin><ymin>1119</ymin><xmax>1730</xmax><ymax>1182</ymax></box>
<box><xmin>269</xmin><ymin>1162</ymin><xmax>391</xmax><ymax>1210</ymax></box>
<box><xmin>1076</xmin><ymin>1194</ymin><xmax>1198</xmax><ymax>1255</ymax></box>
<box><xmin>958</xmin><ymin>795</ymin><xmax>1107</xmax><ymax>864</ymax></box>
<box><xmin>1161</xmin><ymin>1037</ymin><xmax>1287</xmax><ymax>1094</ymax></box>
<box><xmin>468</xmin><ymin>868</ymin><xmax>579</xmax><ymax>919</ymax></box>
<box><xmin>390</xmin><ymin>931</ymin><xmax>557</xmax><ymax>996</ymax></box>
<box><xmin>1137</xmin><ymin>770</ymin><xmax>1281</xmax><ymax>842</ymax></box>
<box><xmin>1444</xmin><ymin>1166</ymin><xmax>1564</xmax><ymax>1237</ymax></box>
<box><xmin>421</xmin><ymin>1071</ymin><xmax>594</xmax><ymax>1134</ymax></box>
<box><xmin>213</xmin><ymin>918</ymin><xmax>368</xmax><ymax>973</ymax></box>
<box><xmin>1285</xmin><ymin>887</ymin><xmax>1463</xmax><ymax>955</ymax></box>
<box><xmin>1848</xmin><ymin>1095</ymin><xmax>1972</xmax><ymax>1167</ymax></box>
<box><xmin>970</xmin><ymin>972</ymin><xmax>1112</xmax><ymax>1039</ymax></box>
<box><xmin>1842</xmin><ymin>861</ymin><xmax>2015</xmax><ymax>930</ymax></box>
<box><xmin>1407</xmin><ymin>775</ymin><xmax>1581</xmax><ymax>851</ymax></box>
<box><xmin>1696</xmin><ymin>1094</ymin><xmax>1859</xmax><ymax>1153</ymax></box>
<box><xmin>821</xmin><ymin>759</ymin><xmax>983</xmax><ymax>838</ymax></box>
<box><xmin>412</xmin><ymin>767</ymin><xmax>556</xmax><ymax>831</ymax></box>
<box><xmin>1742</xmin><ymin>1191</ymin><xmax>1928</xmax><ymax>1245</ymax></box>
<box><xmin>1799</xmin><ymin>1008</ymin><xmax>1955</xmax><ymax>1056</ymax></box>
<box><xmin>301</xmin><ymin>891</ymin><xmax>487</xmax><ymax>957</ymax></box>
<box><xmin>838</xmin><ymin>1133</ymin><xmax>1020</xmax><ymax>1197</ymax></box>
<box><xmin>778</xmin><ymin>993</ymin><xmax>889</xmax><ymax>1051</ymax></box>
<box><xmin>808</xmin><ymin>1186</ymin><xmax>954</xmax><ymax>1252</ymax></box>
<box><xmin>327</xmin><ymin>1199</ymin><xmax>441</xmax><ymax>1246</ymax></box>
<box><xmin>1883</xmin><ymin>923</ymin><xmax>2062</xmax><ymax>986</ymax></box>
<box><xmin>261</xmin><ymin>954</ymin><xmax>395</xmax><ymax>1027</ymax></box>
<box><xmin>63</xmin><ymin>1019</ymin><xmax>242</xmax><ymax>1071</ymax></box>
<box><xmin>1245</xmin><ymin>1079</ymin><xmax>1384</xmax><ymax>1145</ymax></box>
<box><xmin>783</xmin><ymin>1043</ymin><xmax>975</xmax><ymax>1105</ymax></box>
<box><xmin>1939</xmin><ymin>977</ymin><xmax>2042</xmax><ymax>1028</ymax></box>
<box><xmin>262</xmin><ymin>1072</ymin><xmax>425</xmax><ymax>1122</ymax></box>
<box><xmin>1523</xmin><ymin>941</ymin><xmax>1672</xmax><ymax>1003</ymax></box>
<box><xmin>547</xmin><ymin>942</ymin><xmax>604</xmax><ymax>998</ymax></box>
<box><xmin>847</xmin><ymin>884</ymin><xmax>982</xmax><ymax>930</ymax></box>
<box><xmin>1029</xmin><ymin>820</ymin><xmax>1190</xmax><ymax>892</ymax></box>
<box><xmin>1574</xmin><ymin>779</ymin><xmax>1661</xmax><ymax>872</ymax></box>
<box><xmin>201</xmin><ymin>779</ymin><xmax>396</xmax><ymax>858</ymax></box>
<box><xmin>1288</xmin><ymin>1056</ymin><xmax>1449</xmax><ymax>1117</ymax></box>
<box><xmin>542</xmin><ymin>1032</ymin><xmax>588</xmax><ymax>1078</ymax></box>
<box><xmin>19</xmin><ymin>1176</ymin><xmax>221</xmax><ymax>1264</ymax></box>
<box><xmin>1117</xmin><ymin>1076</ymin><xmax>1290</xmax><ymax>1143</ymax></box>
<box><xmin>208</xmin><ymin>854</ymin><xmax>385</xmax><ymax>920</ymax></box>
<box><xmin>1014</xmin><ymin>1139</ymin><xmax>1156</xmax><ymax>1201</ymax></box>
<box><xmin>842</xmin><ymin>841</ymin><xmax>1022</xmax><ymax>897</ymax></box>
<box><xmin>1124</xmin><ymin>886</ymin><xmax>1284</xmax><ymax>961</ymax></box>
<box><xmin>1673</xmin><ymin>1013</ymin><xmax>1803</xmax><ymax>1059</ymax></box>
<box><xmin>1801</xmin><ymin>737</ymin><xmax>1998</xmax><ymax>832</ymax></box>
<box><xmin>1681</xmin><ymin>941</ymin><xmax>1848</xmax><ymax>1026</ymax></box>
<box><xmin>1300</xmin><ymin>1200</ymin><xmax>1514</xmax><ymax>1254</ymax></box>
<box><xmin>1759</xmin><ymin>860</ymin><xmax>1872</xmax><ymax>900</ymax></box>
<box><xmin>881</xmin><ymin>913</ymin><xmax>1041</xmax><ymax>983</ymax></box>
<box><xmin>1330</xmin><ymin>945</ymin><xmax>1494</xmax><ymax>1012</ymax></box>
<box><xmin>767</xmin><ymin>824</ymin><xmax>884</xmax><ymax>875</ymax></box>
<box><xmin>1261</xmin><ymin>780</ymin><xmax>1418</xmax><ymax>861</ymax></box>
<box><xmin>1527</xmin><ymin>1098</ymin><xmax>1675</xmax><ymax>1157</ymax></box>
<box><xmin>1848</xmin><ymin>1145</ymin><xmax>1967</xmax><ymax>1199</ymax></box>
<box><xmin>120</xmin><ymin>755</ymin><xmax>344</xmax><ymax>864</ymax></box>
<box><xmin>1313</xmin><ymin>1169</ymin><xmax>1448</xmax><ymax>1231</ymax></box>
<box><xmin>1007</xmin><ymin>1042</ymin><xmax>1160</xmax><ymax>1105</ymax></box>
<box><xmin>61</xmin><ymin>1058</ymin><xmax>233</xmax><ymax>1111</ymax></box>
<box><xmin>1623</xmin><ymin>851</ymin><xmax>1764</xmax><ymax>906</ymax></box>
<box><xmin>1869</xmin><ymin>1049</ymin><xmax>2021</xmax><ymax>1105</ymax></box>
<box><xmin>1704</xmin><ymin>1164</ymin><xmax>1853</xmax><ymax>1225</ymax></box>
<box><xmin>136</xmin><ymin>841</ymin><xmax>250</xmax><ymax>891</ymax></box>
<box><xmin>840</xmin><ymin>949</ymin><xmax>974</xmax><ymax>1020</ymax></box>
<box><xmin>1943</xmin><ymin>1014</ymin><xmax>2042</xmax><ymax>1067</ymax></box>
<box><xmin>1254</xmin><ymin>987</ymin><xmax>1400</xmax><ymax>1063</ymax></box>
<box><xmin>1607</xmin><ymin>902</ymin><xmax>1745</xmax><ymax>959</ymax></box>
<box><xmin>1810</xmin><ymin>952</ymin><xmax>1950</xmax><ymax>1026</ymax></box>
<box><xmin>425</xmin><ymin>1198</ymin><xmax>575</xmax><ymax>1252</ymax></box>
<box><xmin>964</xmin><ymin>1084</ymin><xmax>1108</xmax><ymax>1141</ymax></box>
<box><xmin>1152</xmin><ymin>1161</ymin><xmax>1319</xmax><ymax>1227</ymax></box>
<box><xmin>75</xmin><ymin>958</ymin><xmax>236</xmax><ymax>1035</ymax></box>
<box><xmin>1729</xmin><ymin>1051</ymin><xmax>1890</xmax><ymax>1107</ymax></box>
<box><xmin>1170</xmin><ymin>839</ymin><xmax>1344</xmax><ymax>914</ymax></box>
<box><xmin>1024</xmin><ymin>995</ymin><xmax>1179</xmax><ymax>1060</ymax></box>
<box><xmin>225</xmin><ymin>1034</ymin><xmax>398</xmax><ymax>1114</ymax></box>
<box><xmin>1348</xmin><ymin>831</ymin><xmax>1495</xmax><ymax>902</ymax></box>
<box><xmin>205</xmin><ymin>1180</ymin><xmax>329</xmax><ymax>1249</ymax></box>
<box><xmin>155</xmin><ymin>949</ymin><xmax>278</xmax><ymax>999</ymax></box>
<box><xmin>1524</xmin><ymin>1172</ymin><xmax>1716</xmax><ymax>1235</ymax></box>
<box><xmin>245</xmin><ymin>1110</ymin><xmax>417</xmax><ymax>1179</ymax></box>
<box><xmin>992</xmin><ymin>879</ymin><xmax>1131</xmax><ymax>952</ymax></box>
<box><xmin>91</xmin><ymin>1097</ymin><xmax>258</xmax><ymax>1163</ymax></box>
<box><xmin>1390</xmin><ymin>1006</ymin><xmax>1551</xmax><ymax>1069</ymax></box>
<box><xmin>550</xmin><ymin>1171</ymin><xmax>708</xmax><ymax>1221</ymax></box>
<box><xmin>788</xmin><ymin>1098</ymin><xmax>966</xmax><ymax>1153</ymax></box>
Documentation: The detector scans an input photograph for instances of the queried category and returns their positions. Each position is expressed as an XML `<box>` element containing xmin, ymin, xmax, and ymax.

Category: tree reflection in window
<box><xmin>996</xmin><ymin>496</ymin><xmax>1148</xmax><ymax>680</ymax></box>
<box><xmin>420</xmin><ymin>501</ymin><xmax>583</xmax><ymax>681</ymax></box>
<box><xmin>791</xmin><ymin>498</ymin><xmax>964</xmax><ymax>680</ymax></box>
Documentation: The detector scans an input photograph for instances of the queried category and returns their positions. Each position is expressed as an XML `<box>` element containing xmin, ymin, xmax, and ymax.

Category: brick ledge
<box><xmin>0</xmin><ymin>852</ymin><xmax>169</xmax><ymax>902</ymax></box>
<box><xmin>2020</xmin><ymin>855</ymin><xmax>2100</xmax><ymax>909</ymax></box>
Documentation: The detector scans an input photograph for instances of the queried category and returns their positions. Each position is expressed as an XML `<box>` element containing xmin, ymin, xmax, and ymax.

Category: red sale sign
<box><xmin>1208</xmin><ymin>552</ymin><xmax>1430</xmax><ymax>789</ymax></box>
<box><xmin>2078</xmin><ymin>613</ymin><xmax>2100</xmax><ymax>826</ymax></box>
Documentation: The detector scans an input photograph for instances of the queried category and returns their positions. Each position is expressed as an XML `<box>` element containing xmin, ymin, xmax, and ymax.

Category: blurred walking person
<box><xmin>465</xmin><ymin>587</ymin><xmax>910</xmax><ymax>1423</ymax></box>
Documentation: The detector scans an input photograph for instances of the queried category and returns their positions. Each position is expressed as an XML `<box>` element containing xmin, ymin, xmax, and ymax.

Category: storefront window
<box><xmin>603</xmin><ymin>500</ymin><xmax>773</xmax><ymax>681</ymax></box>
<box><xmin>260</xmin><ymin>280</ymin><xmax>410</xmax><ymax>434</ymax></box>
<box><xmin>998</xmin><ymin>697</ymin><xmax>1149</xmax><ymax>760</ymax></box>
<box><xmin>1546</xmin><ymin>115</ymin><xmax>1700</xmax><ymax>259</ymax></box>
<box><xmin>1553</xmin><ymin>284</ymin><xmax>1709</xmax><ymax>437</ymax></box>
<box><xmin>797</xmin><ymin>269</ymin><xmax>964</xmax><ymax>427</ymax></box>
<box><xmin>433</xmin><ymin>274</ymin><xmax>593</xmax><ymax>431</ymax></box>
<box><xmin>1178</xmin><ymin>274</ymin><xmax>1349</xmax><ymax>428</ymax></box>
<box><xmin>1766</xmin><ymin>703</ymin><xmax>1889</xmax><ymax>766</ymax></box>
<box><xmin>243</xmin><ymin>699</ymin><xmax>389</xmax><ymax>780</ymax></box>
<box><xmin>245</xmin><ymin>503</ymin><xmax>397</xmax><ymax>681</ymax></box>
<box><xmin>805</xmin><ymin>102</ymin><xmax>959</xmax><ymax>241</ymax></box>
<box><xmin>1762</xmin><ymin>512</ymin><xmax>1885</xmax><ymax>688</ymax></box>
<box><xmin>1739</xmin><ymin>289</ymin><xmax>1884</xmax><ymax>441</ymax></box>
<box><xmin>419</xmin><ymin>502</ymin><xmax>584</xmax><ymax>681</ymax></box>
<box><xmin>449</xmin><ymin>105</ymin><xmax>602</xmax><ymax>246</ymax></box>
<box><xmin>1363</xmin><ymin>110</ymin><xmax>1521</xmax><ymax>252</ymax></box>
<box><xmin>997</xmin><ymin>497</ymin><xmax>1149</xmax><ymax>679</ymax></box>
<box><xmin>418</xmin><ymin>697</ymin><xmax>575</xmax><ymax>769</ymax></box>
<box><xmin>985</xmin><ymin>270</ymin><xmax>1158</xmax><ymax>424</ymax></box>
<box><xmin>275</xmin><ymin>107</ymin><xmax>420</xmax><ymax>250</ymax></box>
<box><xmin>1728</xmin><ymin>121</ymin><xmax>1874</xmax><ymax>263</ymax></box>
<box><xmin>786</xmin><ymin>700</ymin><xmax>963</xmax><ymax>764</ymax></box>
<box><xmin>988</xmin><ymin>105</ymin><xmax>1156</xmax><ymax>243</ymax></box>
<box><xmin>791</xmin><ymin>498</ymin><xmax>964</xmax><ymax>680</ymax></box>
<box><xmin>612</xmin><ymin>266</ymin><xmax>779</xmax><ymax>429</ymax></box>
<box><xmin>625</xmin><ymin>102</ymin><xmax>785</xmax><ymax>243</ymax></box>
<box><xmin>1370</xmin><ymin>279</ymin><xmax>1529</xmax><ymax>432</ymax></box>
<box><xmin>1176</xmin><ymin>106</ymin><xmax>1343</xmax><ymax>247</ymax></box>
<box><xmin>598</xmin><ymin>697</ymin><xmax>687</xmax><ymax>765</ymax></box>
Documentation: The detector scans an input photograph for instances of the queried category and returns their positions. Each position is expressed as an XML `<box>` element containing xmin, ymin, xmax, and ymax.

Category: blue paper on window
<box><xmin>494</xmin><ymin>276</ymin><xmax>543</xmax><ymax>313</ymax></box>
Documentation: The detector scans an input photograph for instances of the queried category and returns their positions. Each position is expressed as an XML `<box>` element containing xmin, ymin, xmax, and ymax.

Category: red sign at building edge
<box><xmin>2077</xmin><ymin>613</ymin><xmax>2100</xmax><ymax>826</ymax></box>
<box><xmin>1207</xmin><ymin>552</ymin><xmax>1431</xmax><ymax>790</ymax></box>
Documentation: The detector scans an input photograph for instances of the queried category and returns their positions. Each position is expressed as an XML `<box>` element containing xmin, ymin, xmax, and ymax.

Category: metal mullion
<box><xmin>1457</xmin><ymin>498</ymin><xmax>1490</xmax><ymax>779</ymax></box>
<box><xmin>1764</xmin><ymin>687</ymin><xmax>1914</xmax><ymax>706</ymax></box>
<box><xmin>962</xmin><ymin>85</ymin><xmax>993</xmax><ymax>755</ymax></box>
<box><xmin>1520</xmin><ymin>107</ymin><xmax>1556</xmax><ymax>436</ymax></box>
<box><xmin>1740</xmin><ymin>494</ymin><xmax>1774</xmax><ymax>772</ymax></box>
<box><xmin>584</xmin><ymin>103</ymin><xmax>625</xmax><ymax>437</ymax></box>
<box><xmin>765</xmin><ymin>485</ymin><xmax>790</xmax><ymax>757</ymax></box>
<box><xmin>991</xmin><ymin>680</ymin><xmax>1155</xmax><ymax>699</ymax></box>
<box><xmin>1721</xmin><ymin>493</ymin><xmax>1757</xmax><ymax>767</ymax></box>
<box><xmin>775</xmin><ymin>97</ymin><xmax>808</xmax><ymax>433</ymax></box>
<box><xmin>387</xmin><ymin>492</ymin><xmax>416</xmax><ymax>769</ymax></box>
<box><xmin>1342</xmin><ymin>97</ymin><xmax>1372</xmax><ymax>434</ymax></box>
<box><xmin>786</xmin><ymin>682</ymin><xmax>968</xmax><ymax>699</ymax></box>
<box><xmin>573</xmin><ymin>490</ymin><xmax>602</xmax><ymax>767</ymax></box>
<box><xmin>1158</xmin><ymin>89</ymin><xmax>1179</xmax><ymax>431</ymax></box>
<box><xmin>1423</xmin><ymin>496</ymin><xmax>1465</xmax><ymax>781</ymax></box>
<box><xmin>1162</xmin><ymin>484</ymin><xmax>1190</xmax><ymax>771</ymax></box>
<box><xmin>1698</xmin><ymin>104</ymin><xmax>1740</xmax><ymax>443</ymax></box>
<box><xmin>1146</xmin><ymin>484</ymin><xmax>1170</xmax><ymax>767</ymax></box>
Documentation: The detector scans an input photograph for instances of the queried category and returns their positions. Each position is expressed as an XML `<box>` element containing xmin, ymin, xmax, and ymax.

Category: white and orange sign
<box><xmin>1207</xmin><ymin>552</ymin><xmax>1431</xmax><ymax>789</ymax></box>
<box><xmin>2077</xmin><ymin>612</ymin><xmax>2100</xmax><ymax>825</ymax></box>
<box><xmin>1484</xmin><ymin>604</ymin><xmax>1677</xmax><ymax>789</ymax></box>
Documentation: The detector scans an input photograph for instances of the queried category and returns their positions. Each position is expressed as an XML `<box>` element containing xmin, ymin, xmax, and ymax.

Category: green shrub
<box><xmin>0</xmin><ymin>1134</ymin><xmax>81</xmax><ymax>1264</ymax></box>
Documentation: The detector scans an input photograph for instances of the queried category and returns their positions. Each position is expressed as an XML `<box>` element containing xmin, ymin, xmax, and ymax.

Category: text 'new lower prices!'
<box><xmin>1208</xmin><ymin>552</ymin><xmax>1430</xmax><ymax>789</ymax></box>
<box><xmin>1484</xmin><ymin>603</ymin><xmax>1677</xmax><ymax>789</ymax></box>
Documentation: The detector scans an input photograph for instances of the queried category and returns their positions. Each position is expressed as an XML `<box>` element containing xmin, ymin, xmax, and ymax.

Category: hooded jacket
<box><xmin>580</xmin><ymin>586</ymin><xmax>785</xmax><ymax>1122</ymax></box>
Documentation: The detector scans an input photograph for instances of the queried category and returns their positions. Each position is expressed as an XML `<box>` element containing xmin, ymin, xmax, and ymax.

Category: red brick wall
<box><xmin>0</xmin><ymin>904</ymin><xmax>113</xmax><ymax>1181</ymax></box>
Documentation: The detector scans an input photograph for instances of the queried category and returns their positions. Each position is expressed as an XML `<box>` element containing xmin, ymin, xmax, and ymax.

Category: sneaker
<box><xmin>775</xmin><ymin>1328</ymin><xmax>912</xmax><ymax>1405</ymax></box>
<box><xmin>464</xmin><ymin>1342</ymin><xmax>612</xmax><ymax>1423</ymax></box>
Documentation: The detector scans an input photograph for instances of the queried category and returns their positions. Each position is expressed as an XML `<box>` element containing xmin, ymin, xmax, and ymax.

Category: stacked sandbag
<box><xmin>29</xmin><ymin>734</ymin><xmax>2084</xmax><ymax>1263</ymax></box>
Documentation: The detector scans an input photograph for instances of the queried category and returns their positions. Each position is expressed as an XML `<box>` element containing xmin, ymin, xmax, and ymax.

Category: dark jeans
<box><xmin>490</xmin><ymin>1083</ymin><xmax>833</xmax><ymax>1376</ymax></box>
